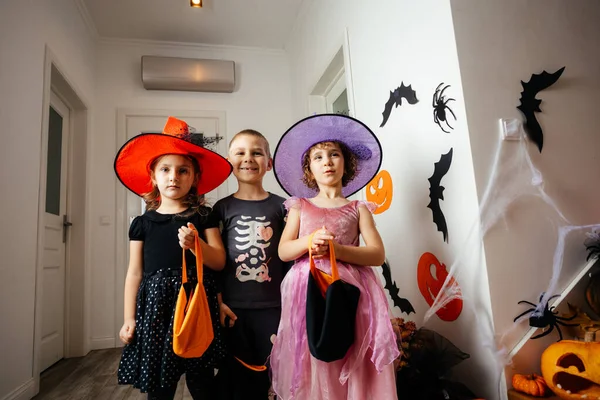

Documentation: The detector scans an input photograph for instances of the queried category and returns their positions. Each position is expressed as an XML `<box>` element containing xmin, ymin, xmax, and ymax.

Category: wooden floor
<box><xmin>32</xmin><ymin>348</ymin><xmax>193</xmax><ymax>400</ymax></box>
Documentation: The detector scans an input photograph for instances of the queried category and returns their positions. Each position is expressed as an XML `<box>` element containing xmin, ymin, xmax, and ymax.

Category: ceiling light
<box><xmin>190</xmin><ymin>0</ymin><xmax>202</xmax><ymax>7</ymax></box>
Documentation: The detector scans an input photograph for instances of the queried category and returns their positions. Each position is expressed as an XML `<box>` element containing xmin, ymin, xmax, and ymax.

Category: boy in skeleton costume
<box><xmin>213</xmin><ymin>129</ymin><xmax>288</xmax><ymax>400</ymax></box>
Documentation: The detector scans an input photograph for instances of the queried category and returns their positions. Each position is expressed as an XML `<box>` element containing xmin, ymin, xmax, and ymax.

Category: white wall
<box><xmin>451</xmin><ymin>0</ymin><xmax>600</xmax><ymax>379</ymax></box>
<box><xmin>286</xmin><ymin>0</ymin><xmax>499</xmax><ymax>398</ymax></box>
<box><xmin>90</xmin><ymin>40</ymin><xmax>293</xmax><ymax>348</ymax></box>
<box><xmin>0</xmin><ymin>0</ymin><xmax>96</xmax><ymax>398</ymax></box>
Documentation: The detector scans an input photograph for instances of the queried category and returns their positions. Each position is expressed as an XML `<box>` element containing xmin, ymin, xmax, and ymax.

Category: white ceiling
<box><xmin>81</xmin><ymin>0</ymin><xmax>305</xmax><ymax>49</ymax></box>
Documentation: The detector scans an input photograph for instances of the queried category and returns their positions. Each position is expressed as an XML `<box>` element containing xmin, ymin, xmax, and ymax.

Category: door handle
<box><xmin>63</xmin><ymin>215</ymin><xmax>72</xmax><ymax>243</ymax></box>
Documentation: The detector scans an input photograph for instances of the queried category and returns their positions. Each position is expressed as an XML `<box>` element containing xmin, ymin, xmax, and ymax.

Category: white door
<box><xmin>41</xmin><ymin>91</ymin><xmax>70</xmax><ymax>371</ymax></box>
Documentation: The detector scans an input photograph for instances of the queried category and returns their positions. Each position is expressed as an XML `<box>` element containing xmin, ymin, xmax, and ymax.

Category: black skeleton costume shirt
<box><xmin>213</xmin><ymin>193</ymin><xmax>287</xmax><ymax>309</ymax></box>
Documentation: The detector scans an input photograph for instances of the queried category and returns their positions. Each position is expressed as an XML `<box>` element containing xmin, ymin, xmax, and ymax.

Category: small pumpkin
<box><xmin>541</xmin><ymin>340</ymin><xmax>600</xmax><ymax>400</ymax></box>
<box><xmin>512</xmin><ymin>373</ymin><xmax>548</xmax><ymax>397</ymax></box>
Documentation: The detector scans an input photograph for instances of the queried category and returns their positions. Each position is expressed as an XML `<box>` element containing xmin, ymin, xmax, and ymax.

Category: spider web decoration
<box><xmin>416</xmin><ymin>126</ymin><xmax>600</xmax><ymax>398</ymax></box>
<box><xmin>432</xmin><ymin>83</ymin><xmax>457</xmax><ymax>133</ymax></box>
<box><xmin>190</xmin><ymin>132</ymin><xmax>224</xmax><ymax>153</ymax></box>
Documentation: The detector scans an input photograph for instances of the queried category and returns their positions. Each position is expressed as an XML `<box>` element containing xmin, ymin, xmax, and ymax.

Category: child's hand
<box><xmin>220</xmin><ymin>302</ymin><xmax>237</xmax><ymax>327</ymax></box>
<box><xmin>311</xmin><ymin>226</ymin><xmax>335</xmax><ymax>258</ymax></box>
<box><xmin>178</xmin><ymin>222</ymin><xmax>196</xmax><ymax>250</ymax></box>
<box><xmin>119</xmin><ymin>319</ymin><xmax>136</xmax><ymax>344</ymax></box>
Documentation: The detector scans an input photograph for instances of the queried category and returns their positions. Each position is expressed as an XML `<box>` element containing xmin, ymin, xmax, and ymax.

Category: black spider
<box><xmin>432</xmin><ymin>83</ymin><xmax>456</xmax><ymax>133</ymax></box>
<box><xmin>513</xmin><ymin>292</ymin><xmax>578</xmax><ymax>341</ymax></box>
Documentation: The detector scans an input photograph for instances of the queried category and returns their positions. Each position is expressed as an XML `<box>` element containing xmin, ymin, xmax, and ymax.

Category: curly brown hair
<box><xmin>301</xmin><ymin>141</ymin><xmax>358</xmax><ymax>190</ymax></box>
<box><xmin>142</xmin><ymin>154</ymin><xmax>208</xmax><ymax>217</ymax></box>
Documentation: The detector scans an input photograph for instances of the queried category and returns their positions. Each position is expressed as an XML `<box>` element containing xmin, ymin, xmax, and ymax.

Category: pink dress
<box><xmin>271</xmin><ymin>197</ymin><xmax>399</xmax><ymax>400</ymax></box>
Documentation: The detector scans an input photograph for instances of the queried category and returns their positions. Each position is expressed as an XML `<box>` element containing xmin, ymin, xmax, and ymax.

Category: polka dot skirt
<box><xmin>118</xmin><ymin>269</ymin><xmax>225</xmax><ymax>393</ymax></box>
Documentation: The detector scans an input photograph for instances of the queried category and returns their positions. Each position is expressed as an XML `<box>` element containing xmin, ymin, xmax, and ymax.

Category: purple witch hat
<box><xmin>273</xmin><ymin>114</ymin><xmax>382</xmax><ymax>198</ymax></box>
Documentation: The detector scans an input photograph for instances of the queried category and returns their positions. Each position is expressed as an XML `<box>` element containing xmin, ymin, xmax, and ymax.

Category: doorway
<box><xmin>308</xmin><ymin>29</ymin><xmax>355</xmax><ymax>117</ymax></box>
<box><xmin>40</xmin><ymin>91</ymin><xmax>70</xmax><ymax>372</ymax></box>
<box><xmin>34</xmin><ymin>47</ymin><xmax>90</xmax><ymax>395</ymax></box>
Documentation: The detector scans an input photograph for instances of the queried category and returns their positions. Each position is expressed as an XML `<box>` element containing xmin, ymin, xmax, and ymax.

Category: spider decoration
<box><xmin>432</xmin><ymin>83</ymin><xmax>457</xmax><ymax>133</ymax></box>
<box><xmin>513</xmin><ymin>292</ymin><xmax>578</xmax><ymax>341</ymax></box>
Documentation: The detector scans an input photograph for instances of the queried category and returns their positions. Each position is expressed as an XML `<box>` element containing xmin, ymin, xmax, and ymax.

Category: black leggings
<box><xmin>218</xmin><ymin>307</ymin><xmax>281</xmax><ymax>400</ymax></box>
<box><xmin>147</xmin><ymin>369</ymin><xmax>217</xmax><ymax>400</ymax></box>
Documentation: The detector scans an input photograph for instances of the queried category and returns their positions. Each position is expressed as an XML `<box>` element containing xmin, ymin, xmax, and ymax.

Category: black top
<box><xmin>129</xmin><ymin>207</ymin><xmax>219</xmax><ymax>277</ymax></box>
<box><xmin>212</xmin><ymin>193</ymin><xmax>288</xmax><ymax>309</ymax></box>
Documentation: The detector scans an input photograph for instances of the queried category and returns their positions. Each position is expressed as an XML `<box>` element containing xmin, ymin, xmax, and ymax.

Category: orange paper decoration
<box><xmin>366</xmin><ymin>170</ymin><xmax>393</xmax><ymax>214</ymax></box>
<box><xmin>417</xmin><ymin>252</ymin><xmax>463</xmax><ymax>322</ymax></box>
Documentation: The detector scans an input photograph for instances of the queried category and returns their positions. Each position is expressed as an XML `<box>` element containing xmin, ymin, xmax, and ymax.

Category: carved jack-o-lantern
<box><xmin>366</xmin><ymin>170</ymin><xmax>393</xmax><ymax>214</ymax></box>
<box><xmin>541</xmin><ymin>340</ymin><xmax>600</xmax><ymax>400</ymax></box>
<box><xmin>417</xmin><ymin>252</ymin><xmax>463</xmax><ymax>321</ymax></box>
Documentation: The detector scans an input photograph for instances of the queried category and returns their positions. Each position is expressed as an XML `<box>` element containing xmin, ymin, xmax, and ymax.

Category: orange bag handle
<box><xmin>181</xmin><ymin>228</ymin><xmax>202</xmax><ymax>314</ymax></box>
<box><xmin>182</xmin><ymin>227</ymin><xmax>202</xmax><ymax>284</ymax></box>
<box><xmin>308</xmin><ymin>229</ymin><xmax>338</xmax><ymax>296</ymax></box>
<box><xmin>234</xmin><ymin>356</ymin><xmax>267</xmax><ymax>372</ymax></box>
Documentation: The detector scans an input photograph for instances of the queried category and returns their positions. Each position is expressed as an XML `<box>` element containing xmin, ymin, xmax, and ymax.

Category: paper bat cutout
<box><xmin>380</xmin><ymin>82</ymin><xmax>419</xmax><ymax>127</ymax></box>
<box><xmin>517</xmin><ymin>67</ymin><xmax>565</xmax><ymax>152</ymax></box>
<box><xmin>427</xmin><ymin>148</ymin><xmax>453</xmax><ymax>243</ymax></box>
<box><xmin>381</xmin><ymin>260</ymin><xmax>415</xmax><ymax>314</ymax></box>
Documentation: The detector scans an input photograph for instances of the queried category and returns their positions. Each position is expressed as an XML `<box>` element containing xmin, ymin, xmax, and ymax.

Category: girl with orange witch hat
<box><xmin>114</xmin><ymin>117</ymin><xmax>232</xmax><ymax>399</ymax></box>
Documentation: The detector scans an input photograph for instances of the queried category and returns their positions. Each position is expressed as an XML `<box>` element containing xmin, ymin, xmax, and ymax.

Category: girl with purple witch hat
<box><xmin>270</xmin><ymin>114</ymin><xmax>399</xmax><ymax>399</ymax></box>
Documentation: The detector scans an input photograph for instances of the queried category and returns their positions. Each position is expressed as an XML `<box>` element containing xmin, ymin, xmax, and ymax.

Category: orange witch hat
<box><xmin>114</xmin><ymin>116</ymin><xmax>232</xmax><ymax>196</ymax></box>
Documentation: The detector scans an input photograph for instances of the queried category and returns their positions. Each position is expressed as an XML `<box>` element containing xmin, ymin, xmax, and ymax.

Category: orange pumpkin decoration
<box><xmin>416</xmin><ymin>252</ymin><xmax>463</xmax><ymax>321</ymax></box>
<box><xmin>365</xmin><ymin>170</ymin><xmax>393</xmax><ymax>214</ymax></box>
<box><xmin>541</xmin><ymin>340</ymin><xmax>600</xmax><ymax>400</ymax></box>
<box><xmin>512</xmin><ymin>373</ymin><xmax>548</xmax><ymax>397</ymax></box>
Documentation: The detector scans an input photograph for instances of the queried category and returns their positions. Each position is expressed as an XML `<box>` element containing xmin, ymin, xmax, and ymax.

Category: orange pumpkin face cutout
<box><xmin>417</xmin><ymin>252</ymin><xmax>463</xmax><ymax>321</ymax></box>
<box><xmin>366</xmin><ymin>170</ymin><xmax>393</xmax><ymax>214</ymax></box>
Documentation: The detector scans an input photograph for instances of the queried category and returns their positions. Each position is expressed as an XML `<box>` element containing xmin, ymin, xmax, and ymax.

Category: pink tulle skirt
<box><xmin>270</xmin><ymin>258</ymin><xmax>399</xmax><ymax>400</ymax></box>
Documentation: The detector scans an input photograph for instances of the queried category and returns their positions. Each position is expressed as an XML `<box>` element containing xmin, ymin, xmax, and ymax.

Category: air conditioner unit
<box><xmin>141</xmin><ymin>56</ymin><xmax>235</xmax><ymax>93</ymax></box>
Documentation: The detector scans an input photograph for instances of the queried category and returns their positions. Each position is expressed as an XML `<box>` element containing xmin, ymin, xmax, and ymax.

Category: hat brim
<box><xmin>114</xmin><ymin>133</ymin><xmax>232</xmax><ymax>197</ymax></box>
<box><xmin>273</xmin><ymin>114</ymin><xmax>382</xmax><ymax>198</ymax></box>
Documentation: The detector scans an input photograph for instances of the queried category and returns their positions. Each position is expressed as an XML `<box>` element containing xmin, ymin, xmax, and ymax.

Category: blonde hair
<box><xmin>142</xmin><ymin>154</ymin><xmax>208</xmax><ymax>217</ymax></box>
<box><xmin>229</xmin><ymin>129</ymin><xmax>271</xmax><ymax>159</ymax></box>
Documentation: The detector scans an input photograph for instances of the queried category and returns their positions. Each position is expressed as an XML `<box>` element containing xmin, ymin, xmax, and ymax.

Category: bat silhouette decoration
<box><xmin>427</xmin><ymin>148</ymin><xmax>453</xmax><ymax>243</ymax></box>
<box><xmin>380</xmin><ymin>82</ymin><xmax>419</xmax><ymax>127</ymax></box>
<box><xmin>381</xmin><ymin>260</ymin><xmax>415</xmax><ymax>314</ymax></box>
<box><xmin>517</xmin><ymin>67</ymin><xmax>565</xmax><ymax>152</ymax></box>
